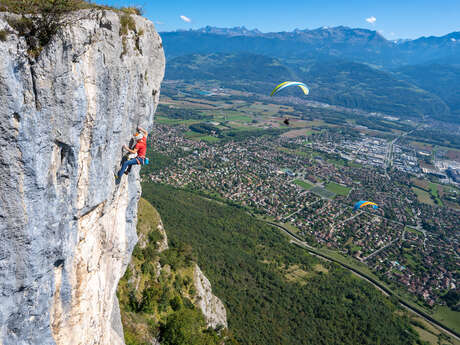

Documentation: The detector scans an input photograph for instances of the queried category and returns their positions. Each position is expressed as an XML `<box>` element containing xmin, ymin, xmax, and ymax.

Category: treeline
<box><xmin>118</xmin><ymin>199</ymin><xmax>235</xmax><ymax>345</ymax></box>
<box><xmin>223</xmin><ymin>128</ymin><xmax>286</xmax><ymax>141</ymax></box>
<box><xmin>165</xmin><ymin>53</ymin><xmax>291</xmax><ymax>88</ymax></box>
<box><xmin>296</xmin><ymin>105</ymin><xmax>414</xmax><ymax>135</ymax></box>
<box><xmin>409</xmin><ymin>129</ymin><xmax>460</xmax><ymax>149</ymax></box>
<box><xmin>441</xmin><ymin>290</ymin><xmax>460</xmax><ymax>311</ymax></box>
<box><xmin>157</xmin><ymin>104</ymin><xmax>210</xmax><ymax>120</ymax></box>
<box><xmin>355</xmin><ymin>117</ymin><xmax>410</xmax><ymax>133</ymax></box>
<box><xmin>189</xmin><ymin>123</ymin><xmax>221</xmax><ymax>134</ymax></box>
<box><xmin>165</xmin><ymin>52</ymin><xmax>453</xmax><ymax>122</ymax></box>
<box><xmin>188</xmin><ymin>123</ymin><xmax>287</xmax><ymax>142</ymax></box>
<box><xmin>294</xmin><ymin>60</ymin><xmax>450</xmax><ymax>120</ymax></box>
<box><xmin>141</xmin><ymin>182</ymin><xmax>424</xmax><ymax>345</ymax></box>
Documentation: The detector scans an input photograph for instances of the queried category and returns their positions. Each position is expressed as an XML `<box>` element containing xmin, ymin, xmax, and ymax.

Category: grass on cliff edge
<box><xmin>0</xmin><ymin>0</ymin><xmax>142</xmax><ymax>15</ymax></box>
<box><xmin>0</xmin><ymin>0</ymin><xmax>142</xmax><ymax>58</ymax></box>
<box><xmin>117</xmin><ymin>198</ymin><xmax>233</xmax><ymax>345</ymax></box>
<box><xmin>141</xmin><ymin>182</ymin><xmax>424</xmax><ymax>345</ymax></box>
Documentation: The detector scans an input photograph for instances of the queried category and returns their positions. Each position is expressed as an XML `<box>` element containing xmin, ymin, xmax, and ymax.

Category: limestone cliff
<box><xmin>118</xmin><ymin>198</ymin><xmax>228</xmax><ymax>344</ymax></box>
<box><xmin>193</xmin><ymin>264</ymin><xmax>228</xmax><ymax>329</ymax></box>
<box><xmin>0</xmin><ymin>9</ymin><xmax>164</xmax><ymax>345</ymax></box>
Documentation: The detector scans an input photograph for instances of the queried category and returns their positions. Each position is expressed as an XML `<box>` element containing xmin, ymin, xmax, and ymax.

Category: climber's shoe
<box><xmin>115</xmin><ymin>173</ymin><xmax>121</xmax><ymax>184</ymax></box>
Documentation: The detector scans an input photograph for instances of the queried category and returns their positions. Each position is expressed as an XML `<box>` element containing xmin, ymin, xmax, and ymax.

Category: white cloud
<box><xmin>180</xmin><ymin>15</ymin><xmax>191</xmax><ymax>23</ymax></box>
<box><xmin>366</xmin><ymin>16</ymin><xmax>377</xmax><ymax>24</ymax></box>
<box><xmin>155</xmin><ymin>21</ymin><xmax>164</xmax><ymax>25</ymax></box>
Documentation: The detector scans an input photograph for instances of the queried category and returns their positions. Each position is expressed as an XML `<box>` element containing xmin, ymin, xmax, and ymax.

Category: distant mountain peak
<box><xmin>183</xmin><ymin>25</ymin><xmax>390</xmax><ymax>43</ymax></box>
<box><xmin>196</xmin><ymin>26</ymin><xmax>262</xmax><ymax>36</ymax></box>
<box><xmin>161</xmin><ymin>26</ymin><xmax>460</xmax><ymax>69</ymax></box>
<box><xmin>166</xmin><ymin>27</ymin><xmax>460</xmax><ymax>46</ymax></box>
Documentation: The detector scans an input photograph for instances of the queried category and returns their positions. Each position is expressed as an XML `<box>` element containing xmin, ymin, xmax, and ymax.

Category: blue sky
<box><xmin>94</xmin><ymin>0</ymin><xmax>460</xmax><ymax>39</ymax></box>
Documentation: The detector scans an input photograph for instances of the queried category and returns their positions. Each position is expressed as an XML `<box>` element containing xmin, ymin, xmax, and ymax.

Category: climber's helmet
<box><xmin>133</xmin><ymin>132</ymin><xmax>143</xmax><ymax>141</ymax></box>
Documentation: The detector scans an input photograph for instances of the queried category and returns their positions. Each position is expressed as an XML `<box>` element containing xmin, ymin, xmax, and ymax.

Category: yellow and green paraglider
<box><xmin>353</xmin><ymin>201</ymin><xmax>379</xmax><ymax>211</ymax></box>
<box><xmin>270</xmin><ymin>81</ymin><xmax>309</xmax><ymax>97</ymax></box>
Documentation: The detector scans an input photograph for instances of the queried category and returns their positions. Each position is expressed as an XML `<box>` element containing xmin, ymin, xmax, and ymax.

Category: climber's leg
<box><xmin>117</xmin><ymin>158</ymin><xmax>138</xmax><ymax>178</ymax></box>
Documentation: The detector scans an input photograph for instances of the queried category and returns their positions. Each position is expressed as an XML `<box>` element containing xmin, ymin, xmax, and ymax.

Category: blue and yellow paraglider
<box><xmin>353</xmin><ymin>201</ymin><xmax>379</xmax><ymax>211</ymax></box>
<box><xmin>270</xmin><ymin>81</ymin><xmax>309</xmax><ymax>97</ymax></box>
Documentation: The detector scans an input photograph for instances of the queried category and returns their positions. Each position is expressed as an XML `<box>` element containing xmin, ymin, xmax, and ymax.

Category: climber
<box><xmin>115</xmin><ymin>126</ymin><xmax>148</xmax><ymax>181</ymax></box>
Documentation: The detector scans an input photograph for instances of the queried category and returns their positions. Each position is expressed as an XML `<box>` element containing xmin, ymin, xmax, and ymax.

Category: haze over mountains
<box><xmin>162</xmin><ymin>26</ymin><xmax>460</xmax><ymax>66</ymax></box>
<box><xmin>161</xmin><ymin>26</ymin><xmax>460</xmax><ymax>123</ymax></box>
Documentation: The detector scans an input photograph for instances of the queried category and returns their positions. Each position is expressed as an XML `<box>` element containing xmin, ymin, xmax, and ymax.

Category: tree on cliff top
<box><xmin>0</xmin><ymin>0</ymin><xmax>82</xmax><ymax>14</ymax></box>
<box><xmin>0</xmin><ymin>0</ymin><xmax>88</xmax><ymax>57</ymax></box>
<box><xmin>0</xmin><ymin>0</ymin><xmax>141</xmax><ymax>57</ymax></box>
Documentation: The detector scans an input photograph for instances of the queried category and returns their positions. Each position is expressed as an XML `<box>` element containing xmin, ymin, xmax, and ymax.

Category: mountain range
<box><xmin>161</xmin><ymin>26</ymin><xmax>460</xmax><ymax>67</ymax></box>
<box><xmin>160</xmin><ymin>26</ymin><xmax>460</xmax><ymax>123</ymax></box>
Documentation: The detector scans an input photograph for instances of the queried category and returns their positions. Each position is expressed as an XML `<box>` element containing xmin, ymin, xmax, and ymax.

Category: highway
<box><xmin>383</xmin><ymin>128</ymin><xmax>418</xmax><ymax>179</ymax></box>
<box><xmin>262</xmin><ymin>220</ymin><xmax>460</xmax><ymax>342</ymax></box>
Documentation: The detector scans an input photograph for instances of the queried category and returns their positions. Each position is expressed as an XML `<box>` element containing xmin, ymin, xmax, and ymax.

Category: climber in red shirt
<box><xmin>116</xmin><ymin>126</ymin><xmax>148</xmax><ymax>181</ymax></box>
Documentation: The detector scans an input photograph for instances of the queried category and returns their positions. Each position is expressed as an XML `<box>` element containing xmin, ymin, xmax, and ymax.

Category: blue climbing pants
<box><xmin>117</xmin><ymin>157</ymin><xmax>144</xmax><ymax>178</ymax></box>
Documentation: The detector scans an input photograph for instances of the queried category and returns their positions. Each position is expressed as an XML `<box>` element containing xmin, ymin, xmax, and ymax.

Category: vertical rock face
<box><xmin>0</xmin><ymin>10</ymin><xmax>164</xmax><ymax>345</ymax></box>
<box><xmin>193</xmin><ymin>265</ymin><xmax>228</xmax><ymax>329</ymax></box>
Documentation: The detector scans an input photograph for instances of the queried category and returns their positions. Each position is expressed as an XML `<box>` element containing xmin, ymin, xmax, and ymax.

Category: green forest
<box><xmin>118</xmin><ymin>198</ymin><xmax>233</xmax><ymax>345</ymax></box>
<box><xmin>165</xmin><ymin>52</ymin><xmax>453</xmax><ymax>122</ymax></box>
<box><xmin>141</xmin><ymin>182</ymin><xmax>426</xmax><ymax>345</ymax></box>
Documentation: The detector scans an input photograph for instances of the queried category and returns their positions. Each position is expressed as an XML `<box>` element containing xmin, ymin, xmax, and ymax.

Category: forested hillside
<box><xmin>166</xmin><ymin>53</ymin><xmax>450</xmax><ymax>120</ymax></box>
<box><xmin>118</xmin><ymin>198</ymin><xmax>233</xmax><ymax>345</ymax></box>
<box><xmin>141</xmin><ymin>182</ymin><xmax>425</xmax><ymax>345</ymax></box>
<box><xmin>395</xmin><ymin>64</ymin><xmax>460</xmax><ymax>122</ymax></box>
<box><xmin>161</xmin><ymin>27</ymin><xmax>460</xmax><ymax>123</ymax></box>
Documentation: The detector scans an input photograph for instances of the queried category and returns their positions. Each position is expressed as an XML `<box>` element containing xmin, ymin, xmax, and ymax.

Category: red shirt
<box><xmin>135</xmin><ymin>137</ymin><xmax>147</xmax><ymax>157</ymax></box>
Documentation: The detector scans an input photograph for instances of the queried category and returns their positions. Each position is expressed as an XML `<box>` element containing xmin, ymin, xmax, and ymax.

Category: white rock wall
<box><xmin>0</xmin><ymin>9</ymin><xmax>164</xmax><ymax>345</ymax></box>
<box><xmin>193</xmin><ymin>264</ymin><xmax>228</xmax><ymax>329</ymax></box>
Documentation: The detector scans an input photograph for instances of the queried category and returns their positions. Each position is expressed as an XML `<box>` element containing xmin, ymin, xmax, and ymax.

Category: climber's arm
<box><xmin>137</xmin><ymin>126</ymin><xmax>148</xmax><ymax>137</ymax></box>
<box><xmin>123</xmin><ymin>145</ymin><xmax>138</xmax><ymax>154</ymax></box>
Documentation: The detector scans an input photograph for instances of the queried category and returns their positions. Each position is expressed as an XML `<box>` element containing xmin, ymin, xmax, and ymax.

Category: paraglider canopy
<box><xmin>353</xmin><ymin>201</ymin><xmax>378</xmax><ymax>211</ymax></box>
<box><xmin>271</xmin><ymin>81</ymin><xmax>309</xmax><ymax>97</ymax></box>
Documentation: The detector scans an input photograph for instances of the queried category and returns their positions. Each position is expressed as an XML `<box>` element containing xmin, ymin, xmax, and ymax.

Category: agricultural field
<box><xmin>282</xmin><ymin>128</ymin><xmax>320</xmax><ymax>138</ymax></box>
<box><xmin>433</xmin><ymin>307</ymin><xmax>460</xmax><ymax>335</ymax></box>
<box><xmin>155</xmin><ymin>116</ymin><xmax>201</xmax><ymax>126</ymax></box>
<box><xmin>196</xmin><ymin>135</ymin><xmax>220</xmax><ymax>142</ymax></box>
<box><xmin>408</xmin><ymin>314</ymin><xmax>460</xmax><ymax>345</ymax></box>
<box><xmin>310</xmin><ymin>186</ymin><xmax>336</xmax><ymax>199</ymax></box>
<box><xmin>293</xmin><ymin>179</ymin><xmax>313</xmax><ymax>190</ymax></box>
<box><xmin>410</xmin><ymin>141</ymin><xmax>434</xmax><ymax>152</ymax></box>
<box><xmin>428</xmin><ymin>182</ymin><xmax>444</xmax><ymax>206</ymax></box>
<box><xmin>325</xmin><ymin>182</ymin><xmax>351</xmax><ymax>196</ymax></box>
<box><xmin>412</xmin><ymin>186</ymin><xmax>436</xmax><ymax>206</ymax></box>
<box><xmin>411</xmin><ymin>178</ymin><xmax>430</xmax><ymax>190</ymax></box>
<box><xmin>411</xmin><ymin>178</ymin><xmax>450</xmax><ymax>207</ymax></box>
<box><xmin>156</xmin><ymin>89</ymin><xmax>337</xmax><ymax>140</ymax></box>
<box><xmin>446</xmin><ymin>149</ymin><xmax>460</xmax><ymax>162</ymax></box>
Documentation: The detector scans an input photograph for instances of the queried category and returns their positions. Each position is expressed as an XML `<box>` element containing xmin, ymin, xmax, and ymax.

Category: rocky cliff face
<box><xmin>0</xmin><ymin>9</ymin><xmax>164</xmax><ymax>345</ymax></box>
<box><xmin>193</xmin><ymin>265</ymin><xmax>228</xmax><ymax>329</ymax></box>
<box><xmin>118</xmin><ymin>198</ymin><xmax>228</xmax><ymax>344</ymax></box>
<box><xmin>136</xmin><ymin>206</ymin><xmax>228</xmax><ymax>332</ymax></box>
